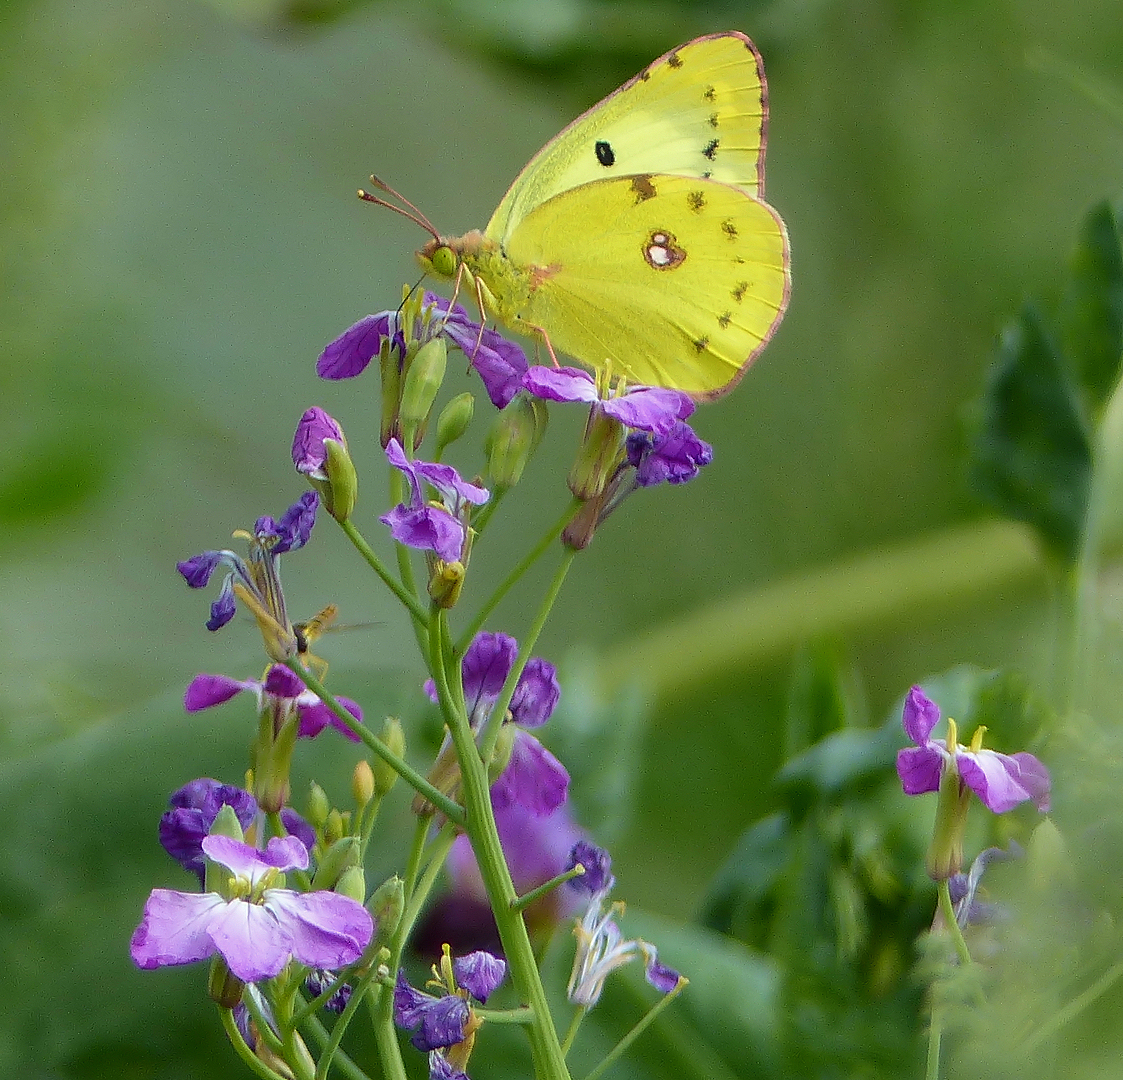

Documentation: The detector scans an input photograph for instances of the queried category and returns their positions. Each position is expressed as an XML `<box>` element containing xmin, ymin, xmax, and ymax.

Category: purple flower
<box><xmin>626</xmin><ymin>421</ymin><xmax>714</xmax><ymax>486</ymax></box>
<box><xmin>177</xmin><ymin>492</ymin><xmax>318</xmax><ymax>662</ymax></box>
<box><xmin>130</xmin><ymin>835</ymin><xmax>374</xmax><ymax>983</ymax></box>
<box><xmin>566</xmin><ymin>841</ymin><xmax>615</xmax><ymax>896</ymax></box>
<box><xmin>159</xmin><ymin>779</ymin><xmax>259</xmax><ymax>882</ymax></box>
<box><xmin>429</xmin><ymin>1053</ymin><xmax>470</xmax><ymax>1080</ymax></box>
<box><xmin>317</xmin><ymin>294</ymin><xmax>528</xmax><ymax>409</ymax></box>
<box><xmin>523</xmin><ymin>366</ymin><xmax>694</xmax><ymax>436</ymax></box>
<box><xmin>381</xmin><ymin>439</ymin><xmax>489</xmax><ymax>563</ymax></box>
<box><xmin>304</xmin><ymin>969</ymin><xmax>353</xmax><ymax>1014</ymax></box>
<box><xmin>425</xmin><ymin>632</ymin><xmax>567</xmax><ymax>815</ymax></box>
<box><xmin>394</xmin><ymin>947</ymin><xmax>506</xmax><ymax>1058</ymax></box>
<box><xmin>897</xmin><ymin>686</ymin><xmax>1051</xmax><ymax>814</ymax></box>
<box><xmin>184</xmin><ymin>665</ymin><xmax>363</xmax><ymax>743</ymax></box>
<box><xmin>566</xmin><ymin>847</ymin><xmax>681</xmax><ymax>1007</ymax></box>
<box><xmin>292</xmin><ymin>407</ymin><xmax>346</xmax><ymax>481</ymax></box>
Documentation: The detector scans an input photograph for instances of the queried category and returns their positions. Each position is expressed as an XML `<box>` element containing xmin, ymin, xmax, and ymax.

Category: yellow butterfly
<box><xmin>366</xmin><ymin>32</ymin><xmax>790</xmax><ymax>399</ymax></box>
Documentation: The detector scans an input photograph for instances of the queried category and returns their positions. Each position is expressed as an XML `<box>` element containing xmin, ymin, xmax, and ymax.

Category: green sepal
<box><xmin>435</xmin><ymin>391</ymin><xmax>475</xmax><ymax>457</ymax></box>
<box><xmin>311</xmin><ymin>836</ymin><xmax>361</xmax><ymax>891</ymax></box>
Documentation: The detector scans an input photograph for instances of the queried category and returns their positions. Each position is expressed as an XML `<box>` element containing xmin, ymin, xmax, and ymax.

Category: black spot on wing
<box><xmin>721</xmin><ymin>220</ymin><xmax>738</xmax><ymax>240</ymax></box>
<box><xmin>668</xmin><ymin>51</ymin><xmax>683</xmax><ymax>69</ymax></box>
<box><xmin>703</xmin><ymin>85</ymin><xmax>717</xmax><ymax>103</ymax></box>
<box><xmin>718</xmin><ymin>312</ymin><xmax>732</xmax><ymax>328</ymax></box>
<box><xmin>687</xmin><ymin>190</ymin><xmax>706</xmax><ymax>212</ymax></box>
<box><xmin>692</xmin><ymin>335</ymin><xmax>710</xmax><ymax>353</ymax></box>
<box><xmin>708</xmin><ymin>112</ymin><xmax>720</xmax><ymax>129</ymax></box>
<box><xmin>703</xmin><ymin>139</ymin><xmax>719</xmax><ymax>161</ymax></box>
<box><xmin>595</xmin><ymin>140</ymin><xmax>615</xmax><ymax>167</ymax></box>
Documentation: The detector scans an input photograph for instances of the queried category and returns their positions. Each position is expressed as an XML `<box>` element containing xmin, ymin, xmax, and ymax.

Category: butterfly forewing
<box><xmin>503</xmin><ymin>174</ymin><xmax>789</xmax><ymax>398</ymax></box>
<box><xmin>485</xmin><ymin>32</ymin><xmax>769</xmax><ymax>246</ymax></box>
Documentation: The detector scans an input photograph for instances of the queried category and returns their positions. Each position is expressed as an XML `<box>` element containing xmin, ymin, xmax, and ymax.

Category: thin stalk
<box><xmin>580</xmin><ymin>978</ymin><xmax>688</xmax><ymax>1080</ymax></box>
<box><xmin>301</xmin><ymin>1014</ymin><xmax>373</xmax><ymax>1080</ymax></box>
<box><xmin>287</xmin><ymin>663</ymin><xmax>464</xmax><ymax>826</ymax></box>
<box><xmin>336</xmin><ymin>518</ymin><xmax>428</xmax><ymax>627</ymax></box>
<box><xmin>479</xmin><ymin>548</ymin><xmax>576</xmax><ymax>762</ymax></box>
<box><xmin>937</xmin><ymin>880</ymin><xmax>972</xmax><ymax>968</ymax></box>
<box><xmin>220</xmin><ymin>1007</ymin><xmax>291</xmax><ymax>1080</ymax></box>
<box><xmin>456</xmin><ymin>499</ymin><xmax>580</xmax><ymax>655</ymax></box>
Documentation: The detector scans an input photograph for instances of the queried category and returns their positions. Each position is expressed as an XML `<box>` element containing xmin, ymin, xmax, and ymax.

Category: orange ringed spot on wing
<box><xmin>644</xmin><ymin>230</ymin><xmax>687</xmax><ymax>270</ymax></box>
<box><xmin>630</xmin><ymin>175</ymin><xmax>657</xmax><ymax>202</ymax></box>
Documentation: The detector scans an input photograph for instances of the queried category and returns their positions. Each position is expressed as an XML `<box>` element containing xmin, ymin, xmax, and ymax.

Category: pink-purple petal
<box><xmin>491</xmin><ymin>731</ymin><xmax>569</xmax><ymax>816</ymax></box>
<box><xmin>601</xmin><ymin>386</ymin><xmax>693</xmax><ymax>435</ymax></box>
<box><xmin>184</xmin><ymin>673</ymin><xmax>256</xmax><ymax>712</ymax></box>
<box><xmin>1009</xmin><ymin>752</ymin><xmax>1051</xmax><ymax>811</ymax></box>
<box><xmin>263</xmin><ymin>890</ymin><xmax>374</xmax><ymax>970</ymax></box>
<box><xmin>130</xmin><ymin>889</ymin><xmax>227</xmax><ymax>969</ymax></box>
<box><xmin>903</xmin><ymin>686</ymin><xmax>941</xmax><ymax>744</ymax></box>
<box><xmin>957</xmin><ymin>750</ymin><xmax>1037</xmax><ymax>814</ymax></box>
<box><xmin>523</xmin><ymin>365</ymin><xmax>599</xmax><ymax>403</ymax></box>
<box><xmin>202</xmin><ymin>834</ymin><xmax>310</xmax><ymax>879</ymax></box>
<box><xmin>896</xmin><ymin>744</ymin><xmax>944</xmax><ymax>796</ymax></box>
<box><xmin>317</xmin><ymin>314</ymin><xmax>390</xmax><ymax>379</ymax></box>
<box><xmin>297</xmin><ymin>696</ymin><xmax>363</xmax><ymax>741</ymax></box>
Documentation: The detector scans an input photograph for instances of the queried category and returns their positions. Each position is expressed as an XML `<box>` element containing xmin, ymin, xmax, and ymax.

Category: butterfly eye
<box><xmin>429</xmin><ymin>245</ymin><xmax>458</xmax><ymax>278</ymax></box>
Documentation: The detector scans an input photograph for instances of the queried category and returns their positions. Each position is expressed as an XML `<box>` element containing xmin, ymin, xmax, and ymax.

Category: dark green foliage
<box><xmin>971</xmin><ymin>202</ymin><xmax>1123</xmax><ymax>564</ymax></box>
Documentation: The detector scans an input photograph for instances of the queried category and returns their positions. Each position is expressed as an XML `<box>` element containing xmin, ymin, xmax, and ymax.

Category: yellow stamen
<box><xmin>945</xmin><ymin>716</ymin><xmax>959</xmax><ymax>753</ymax></box>
<box><xmin>970</xmin><ymin>725</ymin><xmax>988</xmax><ymax>753</ymax></box>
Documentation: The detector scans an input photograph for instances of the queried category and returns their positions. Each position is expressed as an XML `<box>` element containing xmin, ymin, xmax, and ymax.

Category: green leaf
<box><xmin>1061</xmin><ymin>200</ymin><xmax>1123</xmax><ymax>416</ymax></box>
<box><xmin>970</xmin><ymin>300</ymin><xmax>1092</xmax><ymax>563</ymax></box>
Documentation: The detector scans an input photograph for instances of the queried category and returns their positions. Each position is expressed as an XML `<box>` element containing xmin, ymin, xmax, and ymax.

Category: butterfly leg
<box><xmin>518</xmin><ymin>319</ymin><xmax>562</xmax><ymax>368</ymax></box>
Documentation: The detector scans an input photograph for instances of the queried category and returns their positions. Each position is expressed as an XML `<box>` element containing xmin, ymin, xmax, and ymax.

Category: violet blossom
<box><xmin>158</xmin><ymin>778</ymin><xmax>314</xmax><ymax>885</ymax></box>
<box><xmin>424</xmin><ymin>631</ymin><xmax>567</xmax><ymax>816</ymax></box>
<box><xmin>564</xmin><ymin>842</ymin><xmax>681</xmax><ymax>1007</ymax></box>
<box><xmin>131</xmin><ymin>835</ymin><xmax>374</xmax><ymax>984</ymax></box>
<box><xmin>381</xmin><ymin>438</ymin><xmax>489</xmax><ymax>563</ymax></box>
<box><xmin>896</xmin><ymin>686</ymin><xmax>1051</xmax><ymax>814</ymax></box>
<box><xmin>184</xmin><ymin>664</ymin><xmax>363</xmax><ymax>742</ymax></box>
<box><xmin>394</xmin><ymin>946</ymin><xmax>506</xmax><ymax>1074</ymax></box>
<box><xmin>176</xmin><ymin>492</ymin><xmax>318</xmax><ymax>663</ymax></box>
<box><xmin>317</xmin><ymin>293</ymin><xmax>528</xmax><ymax>409</ymax></box>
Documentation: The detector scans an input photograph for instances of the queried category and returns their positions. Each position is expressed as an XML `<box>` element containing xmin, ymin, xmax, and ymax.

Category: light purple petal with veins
<box><xmin>206</xmin><ymin>898</ymin><xmax>294</xmax><ymax>981</ymax></box>
<box><xmin>523</xmin><ymin>366</ymin><xmax>599</xmax><ymax>403</ymax></box>
<box><xmin>601</xmin><ymin>386</ymin><xmax>693</xmax><ymax>434</ymax></box>
<box><xmin>262</xmin><ymin>890</ymin><xmax>373</xmax><ymax>969</ymax></box>
<box><xmin>130</xmin><ymin>890</ymin><xmax>227</xmax><ymax>969</ymax></box>
<box><xmin>895</xmin><ymin>744</ymin><xmax>945</xmax><ymax>796</ymax></box>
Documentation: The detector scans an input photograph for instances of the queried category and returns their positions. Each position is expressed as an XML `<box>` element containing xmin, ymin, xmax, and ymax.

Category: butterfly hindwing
<box><xmin>503</xmin><ymin>174</ymin><xmax>789</xmax><ymax>398</ymax></box>
<box><xmin>485</xmin><ymin>32</ymin><xmax>769</xmax><ymax>246</ymax></box>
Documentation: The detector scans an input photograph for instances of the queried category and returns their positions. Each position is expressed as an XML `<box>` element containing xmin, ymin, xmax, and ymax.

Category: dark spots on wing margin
<box><xmin>721</xmin><ymin>220</ymin><xmax>738</xmax><ymax>240</ymax></box>
<box><xmin>630</xmin><ymin>175</ymin><xmax>657</xmax><ymax>202</ymax></box>
<box><xmin>668</xmin><ymin>51</ymin><xmax>683</xmax><ymax>69</ymax></box>
<box><xmin>687</xmin><ymin>190</ymin><xmax>706</xmax><ymax>212</ymax></box>
<box><xmin>703</xmin><ymin>139</ymin><xmax>719</xmax><ymax>161</ymax></box>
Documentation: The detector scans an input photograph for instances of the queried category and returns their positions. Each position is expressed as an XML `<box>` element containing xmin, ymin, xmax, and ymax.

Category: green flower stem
<box><xmin>936</xmin><ymin>880</ymin><xmax>972</xmax><ymax>967</ymax></box>
<box><xmin>925</xmin><ymin>1010</ymin><xmax>943</xmax><ymax>1080</ymax></box>
<box><xmin>479</xmin><ymin>547</ymin><xmax>577</xmax><ymax>763</ymax></box>
<box><xmin>560</xmin><ymin>1008</ymin><xmax>585</xmax><ymax>1058</ymax></box>
<box><xmin>468</xmin><ymin>485</ymin><xmax>506</xmax><ymax>536</ymax></box>
<box><xmin>580</xmin><ymin>977</ymin><xmax>688</xmax><ymax>1080</ymax></box>
<box><xmin>274</xmin><ymin>987</ymin><xmax>316</xmax><ymax>1080</ymax></box>
<box><xmin>220</xmin><ymin>1006</ymin><xmax>290</xmax><ymax>1080</ymax></box>
<box><xmin>457</xmin><ymin>499</ymin><xmax>582</xmax><ymax>656</ymax></box>
<box><xmin>511</xmin><ymin>865</ymin><xmax>586</xmax><ymax>913</ymax></box>
<box><xmin>336</xmin><ymin>518</ymin><xmax>428</xmax><ymax>628</ymax></box>
<box><xmin>286</xmin><ymin>663</ymin><xmax>464</xmax><ymax>826</ymax></box>
<box><xmin>476</xmin><ymin>1005</ymin><xmax>536</xmax><ymax>1025</ymax></box>
<box><xmin>312</xmin><ymin>963</ymin><xmax>376</xmax><ymax>1080</ymax></box>
<box><xmin>301</xmin><ymin>1014</ymin><xmax>372</xmax><ymax>1080</ymax></box>
<box><xmin>433</xmin><ymin>610</ymin><xmax>572</xmax><ymax>1080</ymax></box>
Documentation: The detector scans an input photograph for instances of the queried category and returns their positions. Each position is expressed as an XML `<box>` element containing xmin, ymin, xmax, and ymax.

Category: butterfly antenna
<box><xmin>357</xmin><ymin>175</ymin><xmax>440</xmax><ymax>242</ymax></box>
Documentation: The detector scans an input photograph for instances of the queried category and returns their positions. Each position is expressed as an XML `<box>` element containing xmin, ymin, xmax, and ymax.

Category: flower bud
<box><xmin>312</xmin><ymin>836</ymin><xmax>361</xmax><ymax>891</ymax></box>
<box><xmin>371</xmin><ymin>717</ymin><xmax>406</xmax><ymax>797</ymax></box>
<box><xmin>306</xmin><ymin>782</ymin><xmax>331</xmax><ymax>831</ymax></box>
<box><xmin>352</xmin><ymin>760</ymin><xmax>375</xmax><ymax>809</ymax></box>
<box><xmin>207</xmin><ymin>956</ymin><xmax>245</xmax><ymax>1008</ymax></box>
<box><xmin>380</xmin><ymin>338</ymin><xmax>403</xmax><ymax>448</ymax></box>
<box><xmin>321</xmin><ymin>437</ymin><xmax>358</xmax><ymax>522</ymax></box>
<box><xmin>428</xmin><ymin>560</ymin><xmax>465</xmax><ymax>609</ymax></box>
<box><xmin>485</xmin><ymin>394</ymin><xmax>547</xmax><ymax>492</ymax></box>
<box><xmin>435</xmin><ymin>392</ymin><xmax>475</xmax><ymax>457</ymax></box>
<box><xmin>925</xmin><ymin>763</ymin><xmax>970</xmax><ymax>880</ymax></box>
<box><xmin>567</xmin><ymin>408</ymin><xmax>623</xmax><ymax>500</ymax></box>
<box><xmin>369</xmin><ymin>875</ymin><xmax>405</xmax><ymax>943</ymax></box>
<box><xmin>487</xmin><ymin>723</ymin><xmax>516</xmax><ymax>786</ymax></box>
<box><xmin>209</xmin><ymin>803</ymin><xmax>246</xmax><ymax>843</ymax></box>
<box><xmin>335</xmin><ymin>864</ymin><xmax>367</xmax><ymax>904</ymax></box>
<box><xmin>400</xmin><ymin>337</ymin><xmax>448</xmax><ymax>436</ymax></box>
<box><xmin>324</xmin><ymin>808</ymin><xmax>346</xmax><ymax>847</ymax></box>
<box><xmin>292</xmin><ymin>408</ymin><xmax>358</xmax><ymax>522</ymax></box>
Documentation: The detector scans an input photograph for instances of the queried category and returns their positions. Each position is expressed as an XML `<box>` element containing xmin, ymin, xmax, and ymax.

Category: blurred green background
<box><xmin>4</xmin><ymin>0</ymin><xmax>1123</xmax><ymax>1075</ymax></box>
